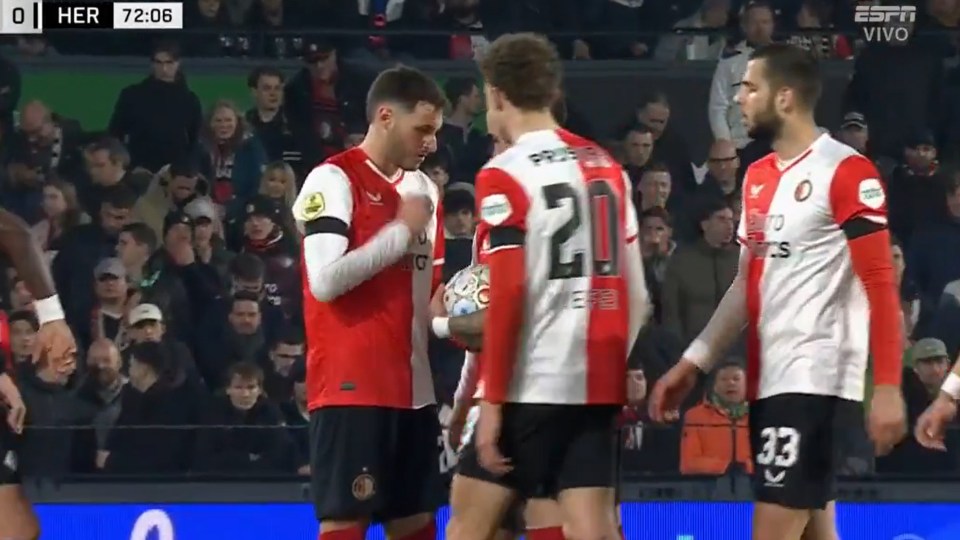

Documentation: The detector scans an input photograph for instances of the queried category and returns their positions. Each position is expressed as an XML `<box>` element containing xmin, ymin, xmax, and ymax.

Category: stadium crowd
<box><xmin>0</xmin><ymin>0</ymin><xmax>958</xmax><ymax>484</ymax></box>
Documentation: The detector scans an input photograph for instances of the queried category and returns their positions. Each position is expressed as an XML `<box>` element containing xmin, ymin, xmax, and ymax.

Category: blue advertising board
<box><xmin>33</xmin><ymin>502</ymin><xmax>960</xmax><ymax>540</ymax></box>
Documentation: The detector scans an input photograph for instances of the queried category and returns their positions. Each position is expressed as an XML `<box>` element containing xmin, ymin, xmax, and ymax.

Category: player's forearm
<box><xmin>0</xmin><ymin>372</ymin><xmax>21</xmax><ymax>403</ymax></box>
<box><xmin>454</xmin><ymin>351</ymin><xmax>480</xmax><ymax>404</ymax></box>
<box><xmin>847</xmin><ymin>230</ymin><xmax>903</xmax><ymax>387</ymax></box>
<box><xmin>482</xmin><ymin>249</ymin><xmax>526</xmax><ymax>404</ymax></box>
<box><xmin>625</xmin><ymin>240</ymin><xmax>651</xmax><ymax>353</ymax></box>
<box><xmin>939</xmin><ymin>354</ymin><xmax>960</xmax><ymax>400</ymax></box>
<box><xmin>683</xmin><ymin>274</ymin><xmax>747</xmax><ymax>372</ymax></box>
<box><xmin>0</xmin><ymin>209</ymin><xmax>63</xmax><ymax>323</ymax></box>
<box><xmin>305</xmin><ymin>222</ymin><xmax>411</xmax><ymax>302</ymax></box>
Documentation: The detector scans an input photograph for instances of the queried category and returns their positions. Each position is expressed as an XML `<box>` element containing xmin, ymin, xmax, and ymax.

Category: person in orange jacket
<box><xmin>680</xmin><ymin>361</ymin><xmax>752</xmax><ymax>475</ymax></box>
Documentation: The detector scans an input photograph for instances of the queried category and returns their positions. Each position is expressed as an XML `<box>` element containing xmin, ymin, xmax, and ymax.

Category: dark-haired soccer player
<box><xmin>0</xmin><ymin>207</ymin><xmax>78</xmax><ymax>540</ymax></box>
<box><xmin>440</xmin><ymin>33</ymin><xmax>648</xmax><ymax>540</ymax></box>
<box><xmin>650</xmin><ymin>43</ymin><xmax>906</xmax><ymax>540</ymax></box>
<box><xmin>292</xmin><ymin>66</ymin><xmax>446</xmax><ymax>540</ymax></box>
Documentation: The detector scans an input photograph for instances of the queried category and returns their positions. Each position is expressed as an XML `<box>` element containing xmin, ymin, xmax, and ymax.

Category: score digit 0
<box><xmin>2</xmin><ymin>0</ymin><xmax>41</xmax><ymax>34</ymax></box>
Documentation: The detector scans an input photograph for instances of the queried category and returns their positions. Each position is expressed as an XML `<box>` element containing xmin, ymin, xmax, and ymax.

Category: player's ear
<box><xmin>377</xmin><ymin>104</ymin><xmax>394</xmax><ymax>127</ymax></box>
<box><xmin>489</xmin><ymin>86</ymin><xmax>506</xmax><ymax>112</ymax></box>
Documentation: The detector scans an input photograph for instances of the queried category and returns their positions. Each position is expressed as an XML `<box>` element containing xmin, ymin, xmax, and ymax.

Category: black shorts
<box><xmin>309</xmin><ymin>406</ymin><xmax>442</xmax><ymax>523</ymax></box>
<box><xmin>749</xmin><ymin>393</ymin><xmax>863</xmax><ymax>510</ymax></box>
<box><xmin>457</xmin><ymin>404</ymin><xmax>619</xmax><ymax>499</ymax></box>
<box><xmin>0</xmin><ymin>420</ymin><xmax>20</xmax><ymax>486</ymax></box>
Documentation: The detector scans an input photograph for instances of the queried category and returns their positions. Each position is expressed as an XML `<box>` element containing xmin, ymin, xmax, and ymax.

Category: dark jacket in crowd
<box><xmin>279</xmin><ymin>399</ymin><xmax>309</xmax><ymax>470</ymax></box>
<box><xmin>52</xmin><ymin>223</ymin><xmax>122</xmax><ymax>332</ymax></box>
<box><xmin>906</xmin><ymin>218</ymin><xmax>960</xmax><ymax>336</ymax></box>
<box><xmin>661</xmin><ymin>240</ymin><xmax>739</xmax><ymax>345</ymax></box>
<box><xmin>139</xmin><ymin>250</ymin><xmax>223</xmax><ymax>350</ymax></box>
<box><xmin>195</xmin><ymin>326</ymin><xmax>267</xmax><ymax>390</ymax></box>
<box><xmin>244</xmin><ymin>108</ymin><xmax>305</xmax><ymax>175</ymax></box>
<box><xmin>108</xmin><ymin>74</ymin><xmax>203</xmax><ymax>172</ymax></box>
<box><xmin>241</xmin><ymin>233</ymin><xmax>300</xmax><ymax>320</ymax></box>
<box><xmin>71</xmin><ymin>376</ymin><xmax>127</xmax><ymax>474</ymax></box>
<box><xmin>17</xmin><ymin>364</ymin><xmax>98</xmax><ymax>479</ymax></box>
<box><xmin>886</xmin><ymin>166</ymin><xmax>949</xmax><ymax>246</ymax></box>
<box><xmin>844</xmin><ymin>42</ymin><xmax>943</xmax><ymax>159</ymax></box>
<box><xmin>0</xmin><ymin>54</ymin><xmax>20</xmax><ymax>137</ymax></box>
<box><xmin>104</xmin><ymin>374</ymin><xmax>203</xmax><ymax>475</ymax></box>
<box><xmin>76</xmin><ymin>168</ymin><xmax>153</xmax><ymax>217</ymax></box>
<box><xmin>193</xmin><ymin>395</ymin><xmax>294</xmax><ymax>475</ymax></box>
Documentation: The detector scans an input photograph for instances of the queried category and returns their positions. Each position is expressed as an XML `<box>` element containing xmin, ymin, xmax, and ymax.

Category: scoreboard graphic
<box><xmin>0</xmin><ymin>0</ymin><xmax>183</xmax><ymax>32</ymax></box>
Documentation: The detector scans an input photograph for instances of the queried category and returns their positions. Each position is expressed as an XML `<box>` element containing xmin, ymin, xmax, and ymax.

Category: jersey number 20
<box><xmin>542</xmin><ymin>180</ymin><xmax>620</xmax><ymax>280</ymax></box>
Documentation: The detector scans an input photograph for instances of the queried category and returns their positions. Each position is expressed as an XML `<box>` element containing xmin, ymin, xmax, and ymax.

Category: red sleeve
<box><xmin>432</xmin><ymin>199</ymin><xmax>445</xmax><ymax>293</ymax></box>
<box><xmin>829</xmin><ymin>155</ymin><xmax>902</xmax><ymax>387</ymax></box>
<box><xmin>475</xmin><ymin>167</ymin><xmax>530</xmax><ymax>404</ymax></box>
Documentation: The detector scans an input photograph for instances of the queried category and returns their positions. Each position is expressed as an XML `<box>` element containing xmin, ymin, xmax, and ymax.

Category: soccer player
<box><xmin>0</xmin><ymin>207</ymin><xmax>77</xmax><ymax>540</ymax></box>
<box><xmin>648</xmin><ymin>43</ymin><xmax>906</xmax><ymax>540</ymax></box>
<box><xmin>437</xmin><ymin>33</ymin><xmax>649</xmax><ymax>540</ymax></box>
<box><xmin>292</xmin><ymin>66</ymin><xmax>447</xmax><ymax>540</ymax></box>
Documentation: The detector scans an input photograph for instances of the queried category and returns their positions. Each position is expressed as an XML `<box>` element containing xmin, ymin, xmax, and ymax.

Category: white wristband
<box><xmin>683</xmin><ymin>339</ymin><xmax>714</xmax><ymax>372</ymax></box>
<box><xmin>432</xmin><ymin>317</ymin><xmax>451</xmax><ymax>339</ymax></box>
<box><xmin>941</xmin><ymin>372</ymin><xmax>960</xmax><ymax>400</ymax></box>
<box><xmin>34</xmin><ymin>295</ymin><xmax>65</xmax><ymax>325</ymax></box>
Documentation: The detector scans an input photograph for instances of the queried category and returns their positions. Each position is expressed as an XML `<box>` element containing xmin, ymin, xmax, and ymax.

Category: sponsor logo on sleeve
<box><xmin>479</xmin><ymin>194</ymin><xmax>512</xmax><ymax>226</ymax></box>
<box><xmin>857</xmin><ymin>178</ymin><xmax>885</xmax><ymax>209</ymax></box>
<box><xmin>296</xmin><ymin>192</ymin><xmax>325</xmax><ymax>221</ymax></box>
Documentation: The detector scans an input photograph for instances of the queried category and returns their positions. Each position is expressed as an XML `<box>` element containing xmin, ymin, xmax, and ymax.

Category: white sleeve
<box><xmin>622</xmin><ymin>172</ymin><xmax>649</xmax><ymax>352</ymax></box>
<box><xmin>623</xmin><ymin>171</ymin><xmax>640</xmax><ymax>242</ymax></box>
<box><xmin>454</xmin><ymin>352</ymin><xmax>480</xmax><ymax>403</ymax></box>
<box><xmin>708</xmin><ymin>58</ymin><xmax>734</xmax><ymax>141</ymax></box>
<box><xmin>295</xmin><ymin>164</ymin><xmax>411</xmax><ymax>302</ymax></box>
<box><xmin>682</xmin><ymin>245</ymin><xmax>749</xmax><ymax>371</ymax></box>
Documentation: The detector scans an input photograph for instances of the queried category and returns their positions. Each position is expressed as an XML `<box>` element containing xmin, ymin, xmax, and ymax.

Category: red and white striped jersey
<box><xmin>738</xmin><ymin>134</ymin><xmax>886</xmax><ymax>401</ymax></box>
<box><xmin>476</xmin><ymin>129</ymin><xmax>639</xmax><ymax>405</ymax></box>
<box><xmin>294</xmin><ymin>148</ymin><xmax>444</xmax><ymax>410</ymax></box>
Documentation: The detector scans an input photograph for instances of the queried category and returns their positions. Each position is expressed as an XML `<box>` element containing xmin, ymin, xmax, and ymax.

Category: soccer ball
<box><xmin>443</xmin><ymin>264</ymin><xmax>490</xmax><ymax>316</ymax></box>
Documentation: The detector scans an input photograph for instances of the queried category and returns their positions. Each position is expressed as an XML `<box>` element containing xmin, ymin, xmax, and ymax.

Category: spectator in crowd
<box><xmin>32</xmin><ymin>180</ymin><xmax>87</xmax><ymax>262</ymax></box>
<box><xmin>196</xmin><ymin>99</ymin><xmax>268</xmax><ymax>206</ymax></box>
<box><xmin>636</xmin><ymin>164</ymin><xmax>673</xmax><ymax>212</ymax></box>
<box><xmin>125</xmin><ymin>302</ymin><xmax>200</xmax><ymax>385</ymax></box>
<box><xmin>245</xmin><ymin>67</ymin><xmax>303</xmax><ymax>174</ymax></box>
<box><xmin>116</xmin><ymin>222</ymin><xmax>158</xmax><ymax>288</ymax></box>
<box><xmin>74</xmin><ymin>339</ymin><xmax>127</xmax><ymax>473</ymax></box>
<box><xmin>440</xmin><ymin>0</ymin><xmax>492</xmax><ymax>60</ymax></box>
<box><xmin>654</xmin><ymin>0</ymin><xmax>731</xmax><ymax>62</ymax></box>
<box><xmin>253</xmin><ymin>161</ymin><xmax>297</xmax><ymax>231</ymax></box>
<box><xmin>184</xmin><ymin>197</ymin><xmax>233</xmax><ymax>283</ymax></box>
<box><xmin>639</xmin><ymin>207</ymin><xmax>676</xmax><ymax>323</ymax></box>
<box><xmin>692</xmin><ymin>141</ymin><xmax>741</xmax><ymax>236</ymax></box>
<box><xmin>79</xmin><ymin>137</ymin><xmax>152</xmax><ymax>215</ymax></box>
<box><xmin>17</xmin><ymin>345</ymin><xmax>94</xmax><ymax>479</ymax></box>
<box><xmin>85</xmin><ymin>257</ymin><xmax>130</xmax><ymax>351</ymax></box>
<box><xmin>260</xmin><ymin>327</ymin><xmax>304</xmax><ymax>403</ymax></box>
<box><xmin>680</xmin><ymin>362</ymin><xmax>751</xmax><ymax>475</ymax></box>
<box><xmin>621</xmin><ymin>124</ymin><xmax>654</xmax><ymax>188</ymax></box>
<box><xmin>7</xmin><ymin>273</ymin><xmax>35</xmax><ymax>312</ymax></box>
<box><xmin>835</xmin><ymin>112</ymin><xmax>869</xmax><ymax>156</ymax></box>
<box><xmin>7</xmin><ymin>310</ymin><xmax>37</xmax><ymax>367</ymax></box>
<box><xmin>103</xmin><ymin>341</ymin><xmax>203</xmax><ymax>474</ymax></box>
<box><xmin>785</xmin><ymin>0</ymin><xmax>852</xmax><ymax>59</ymax></box>
<box><xmin>877</xmin><ymin>338</ymin><xmax>959</xmax><ymax>474</ymax></box>
<box><xmin>278</xmin><ymin>358</ymin><xmax>309</xmax><ymax>475</ymax></box>
<box><xmin>633</xmin><ymin>93</ymin><xmax>696</xmax><ymax>200</ymax></box>
<box><xmin>891</xmin><ymin>237</ymin><xmax>920</xmax><ymax>343</ymax></box>
<box><xmin>194</xmin><ymin>361</ymin><xmax>293</xmax><ymax>475</ymax></box>
<box><xmin>133</xmin><ymin>159</ymin><xmax>210</xmax><ymax>241</ymax></box>
<box><xmin>662</xmin><ymin>199</ymin><xmax>738</xmax><ymax>345</ymax></box>
<box><xmin>283</xmin><ymin>40</ymin><xmax>370</xmax><ymax>163</ymax></box>
<box><xmin>887</xmin><ymin>131</ymin><xmax>946</xmax><ymax>246</ymax></box>
<box><xmin>53</xmin><ymin>186</ymin><xmax>136</xmax><ymax>333</ymax></box>
<box><xmin>422</xmin><ymin>152</ymin><xmax>451</xmax><ymax>195</ymax></box>
<box><xmin>9</xmin><ymin>100</ymin><xmax>85</xmax><ymax>180</ymax></box>
<box><xmin>196</xmin><ymin>292</ymin><xmax>266</xmax><ymax>388</ymax></box>
<box><xmin>438</xmin><ymin>78</ymin><xmax>488</xmax><ymax>183</ymax></box>
<box><xmin>442</xmin><ymin>184</ymin><xmax>476</xmax><ymax>277</ymax></box>
<box><xmin>708</xmin><ymin>0</ymin><xmax>775</xmax><ymax>151</ymax></box>
<box><xmin>0</xmin><ymin>51</ymin><xmax>20</xmax><ymax>137</ymax></box>
<box><xmin>210</xmin><ymin>252</ymin><xmax>285</xmax><ymax>344</ymax></box>
<box><xmin>108</xmin><ymin>40</ymin><xmax>202</xmax><ymax>172</ymax></box>
<box><xmin>238</xmin><ymin>195</ymin><xmax>298</xmax><ymax>315</ymax></box>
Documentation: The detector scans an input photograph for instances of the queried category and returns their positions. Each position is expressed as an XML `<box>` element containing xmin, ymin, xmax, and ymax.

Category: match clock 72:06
<box><xmin>113</xmin><ymin>2</ymin><xmax>183</xmax><ymax>29</ymax></box>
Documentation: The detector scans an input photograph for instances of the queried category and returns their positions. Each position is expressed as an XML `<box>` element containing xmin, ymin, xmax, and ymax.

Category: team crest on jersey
<box><xmin>480</xmin><ymin>194</ymin><xmax>512</xmax><ymax>226</ymax></box>
<box><xmin>794</xmin><ymin>179</ymin><xmax>812</xmax><ymax>202</ymax></box>
<box><xmin>858</xmin><ymin>178</ymin><xmax>885</xmax><ymax>209</ymax></box>
<box><xmin>351</xmin><ymin>470</ymin><xmax>376</xmax><ymax>501</ymax></box>
<box><xmin>296</xmin><ymin>193</ymin><xmax>326</xmax><ymax>221</ymax></box>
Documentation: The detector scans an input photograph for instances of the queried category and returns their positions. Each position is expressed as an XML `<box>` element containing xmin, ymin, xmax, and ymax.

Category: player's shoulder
<box><xmin>295</xmin><ymin>162</ymin><xmax>356</xmax><ymax>222</ymax></box>
<box><xmin>405</xmin><ymin>169</ymin><xmax>441</xmax><ymax>201</ymax></box>
<box><xmin>810</xmin><ymin>135</ymin><xmax>877</xmax><ymax>185</ymax></box>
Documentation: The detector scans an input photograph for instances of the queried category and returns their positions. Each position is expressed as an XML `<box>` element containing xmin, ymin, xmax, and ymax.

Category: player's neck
<box><xmin>506</xmin><ymin>111</ymin><xmax>559</xmax><ymax>143</ymax></box>
<box><xmin>772</xmin><ymin>117</ymin><xmax>820</xmax><ymax>163</ymax></box>
<box><xmin>358</xmin><ymin>137</ymin><xmax>400</xmax><ymax>178</ymax></box>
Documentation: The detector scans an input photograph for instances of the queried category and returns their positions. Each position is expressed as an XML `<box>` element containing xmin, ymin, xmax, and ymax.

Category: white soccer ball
<box><xmin>443</xmin><ymin>264</ymin><xmax>490</xmax><ymax>316</ymax></box>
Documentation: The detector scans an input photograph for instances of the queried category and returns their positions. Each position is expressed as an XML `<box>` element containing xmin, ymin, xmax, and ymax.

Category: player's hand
<box><xmin>868</xmin><ymin>384</ymin><xmax>908</xmax><ymax>456</ymax></box>
<box><xmin>398</xmin><ymin>195</ymin><xmax>432</xmax><ymax>238</ymax></box>
<box><xmin>915</xmin><ymin>393</ymin><xmax>957</xmax><ymax>451</ymax></box>
<box><xmin>33</xmin><ymin>319</ymin><xmax>78</xmax><ymax>374</ymax></box>
<box><xmin>447</xmin><ymin>398</ymin><xmax>473</xmax><ymax>450</ymax></box>
<box><xmin>4</xmin><ymin>395</ymin><xmax>25</xmax><ymax>435</ymax></box>
<box><xmin>477</xmin><ymin>401</ymin><xmax>512</xmax><ymax>476</ymax></box>
<box><xmin>626</xmin><ymin>369</ymin><xmax>647</xmax><ymax>407</ymax></box>
<box><xmin>648</xmin><ymin>359</ymin><xmax>700</xmax><ymax>423</ymax></box>
<box><xmin>430</xmin><ymin>284</ymin><xmax>447</xmax><ymax>318</ymax></box>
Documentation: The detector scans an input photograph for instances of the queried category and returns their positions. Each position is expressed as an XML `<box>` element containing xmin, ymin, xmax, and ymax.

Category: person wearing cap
<box><xmin>877</xmin><ymin>338</ymin><xmax>958</xmax><ymax>474</ymax></box>
<box><xmin>240</xmin><ymin>194</ymin><xmax>299</xmax><ymax>316</ymax></box>
<box><xmin>886</xmin><ymin>129</ymin><xmax>949</xmax><ymax>246</ymax></box>
<box><xmin>184</xmin><ymin>197</ymin><xmax>233</xmax><ymax>282</ymax></box>
<box><xmin>108</xmin><ymin>40</ymin><xmax>202</xmax><ymax>172</ymax></box>
<box><xmin>87</xmin><ymin>257</ymin><xmax>130</xmax><ymax>350</ymax></box>
<box><xmin>126</xmin><ymin>302</ymin><xmax>202</xmax><ymax>385</ymax></box>
<box><xmin>133</xmin><ymin>157</ymin><xmax>209</xmax><ymax>242</ymax></box>
<box><xmin>835</xmin><ymin>112</ymin><xmax>868</xmax><ymax>155</ymax></box>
